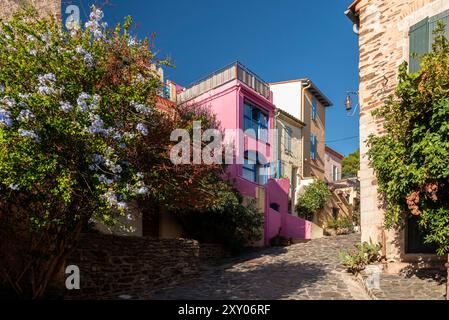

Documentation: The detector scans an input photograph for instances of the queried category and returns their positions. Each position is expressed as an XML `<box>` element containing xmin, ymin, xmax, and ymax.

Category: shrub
<box><xmin>175</xmin><ymin>185</ymin><xmax>264</xmax><ymax>253</ymax></box>
<box><xmin>339</xmin><ymin>242</ymin><xmax>382</xmax><ymax>274</ymax></box>
<box><xmin>367</xmin><ymin>22</ymin><xmax>449</xmax><ymax>255</ymax></box>
<box><xmin>269</xmin><ymin>235</ymin><xmax>291</xmax><ymax>247</ymax></box>
<box><xmin>326</xmin><ymin>217</ymin><xmax>354</xmax><ymax>235</ymax></box>
<box><xmin>296</xmin><ymin>179</ymin><xmax>331</xmax><ymax>221</ymax></box>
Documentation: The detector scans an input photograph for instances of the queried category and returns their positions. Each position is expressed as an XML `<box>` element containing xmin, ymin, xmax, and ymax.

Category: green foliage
<box><xmin>175</xmin><ymin>183</ymin><xmax>264</xmax><ymax>253</ymax></box>
<box><xmin>342</xmin><ymin>149</ymin><xmax>359</xmax><ymax>178</ymax></box>
<box><xmin>296</xmin><ymin>179</ymin><xmax>331</xmax><ymax>221</ymax></box>
<box><xmin>269</xmin><ymin>235</ymin><xmax>291</xmax><ymax>247</ymax></box>
<box><xmin>0</xmin><ymin>6</ymin><xmax>166</xmax><ymax>298</ymax></box>
<box><xmin>327</xmin><ymin>216</ymin><xmax>353</xmax><ymax>234</ymax></box>
<box><xmin>339</xmin><ymin>242</ymin><xmax>382</xmax><ymax>274</ymax></box>
<box><xmin>367</xmin><ymin>21</ymin><xmax>449</xmax><ymax>255</ymax></box>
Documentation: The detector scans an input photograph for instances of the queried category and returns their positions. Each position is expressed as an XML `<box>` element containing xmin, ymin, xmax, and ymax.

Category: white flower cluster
<box><xmin>131</xmin><ymin>101</ymin><xmax>152</xmax><ymax>115</ymax></box>
<box><xmin>84</xmin><ymin>8</ymin><xmax>107</xmax><ymax>41</ymax></box>
<box><xmin>37</xmin><ymin>73</ymin><xmax>56</xmax><ymax>95</ymax></box>
<box><xmin>75</xmin><ymin>45</ymin><xmax>95</xmax><ymax>69</ymax></box>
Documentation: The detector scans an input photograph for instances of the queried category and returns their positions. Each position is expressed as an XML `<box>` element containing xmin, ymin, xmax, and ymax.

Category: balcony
<box><xmin>178</xmin><ymin>61</ymin><xmax>271</xmax><ymax>103</ymax></box>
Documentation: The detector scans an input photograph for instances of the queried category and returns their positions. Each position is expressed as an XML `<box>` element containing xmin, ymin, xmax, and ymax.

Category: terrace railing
<box><xmin>178</xmin><ymin>61</ymin><xmax>271</xmax><ymax>103</ymax></box>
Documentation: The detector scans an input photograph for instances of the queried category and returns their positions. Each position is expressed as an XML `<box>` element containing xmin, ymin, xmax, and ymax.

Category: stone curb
<box><xmin>354</xmin><ymin>273</ymin><xmax>379</xmax><ymax>300</ymax></box>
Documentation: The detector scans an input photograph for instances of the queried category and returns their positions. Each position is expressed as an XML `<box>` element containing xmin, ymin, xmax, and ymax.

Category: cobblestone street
<box><xmin>150</xmin><ymin>233</ymin><xmax>370</xmax><ymax>300</ymax></box>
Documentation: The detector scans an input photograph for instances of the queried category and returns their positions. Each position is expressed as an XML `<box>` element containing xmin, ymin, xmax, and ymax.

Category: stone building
<box><xmin>274</xmin><ymin>109</ymin><xmax>305</xmax><ymax>215</ymax></box>
<box><xmin>270</xmin><ymin>79</ymin><xmax>333</xmax><ymax>180</ymax></box>
<box><xmin>324</xmin><ymin>146</ymin><xmax>344</xmax><ymax>183</ymax></box>
<box><xmin>0</xmin><ymin>0</ymin><xmax>60</xmax><ymax>20</ymax></box>
<box><xmin>345</xmin><ymin>0</ymin><xmax>449</xmax><ymax>266</ymax></box>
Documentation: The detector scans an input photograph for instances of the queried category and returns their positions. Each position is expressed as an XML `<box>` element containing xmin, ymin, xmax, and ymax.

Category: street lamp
<box><xmin>345</xmin><ymin>91</ymin><xmax>359</xmax><ymax>116</ymax></box>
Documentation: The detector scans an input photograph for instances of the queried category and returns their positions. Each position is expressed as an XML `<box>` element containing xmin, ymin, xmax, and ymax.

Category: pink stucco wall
<box><xmin>184</xmin><ymin>79</ymin><xmax>310</xmax><ymax>245</ymax></box>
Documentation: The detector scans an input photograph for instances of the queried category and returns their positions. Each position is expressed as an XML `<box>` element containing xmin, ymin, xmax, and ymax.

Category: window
<box><xmin>311</xmin><ymin>97</ymin><xmax>317</xmax><ymax>121</ymax></box>
<box><xmin>310</xmin><ymin>134</ymin><xmax>317</xmax><ymax>160</ymax></box>
<box><xmin>284</xmin><ymin>126</ymin><xmax>292</xmax><ymax>154</ymax></box>
<box><xmin>243</xmin><ymin>151</ymin><xmax>257</xmax><ymax>182</ymax></box>
<box><xmin>243</xmin><ymin>101</ymin><xmax>269</xmax><ymax>142</ymax></box>
<box><xmin>243</xmin><ymin>151</ymin><xmax>269</xmax><ymax>185</ymax></box>
<box><xmin>332</xmin><ymin>207</ymin><xmax>339</xmax><ymax>220</ymax></box>
<box><xmin>332</xmin><ymin>165</ymin><xmax>339</xmax><ymax>181</ymax></box>
<box><xmin>409</xmin><ymin>9</ymin><xmax>449</xmax><ymax>73</ymax></box>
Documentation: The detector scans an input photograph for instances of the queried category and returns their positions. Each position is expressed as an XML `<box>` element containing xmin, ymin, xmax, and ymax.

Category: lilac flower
<box><xmin>132</xmin><ymin>101</ymin><xmax>152</xmax><ymax>115</ymax></box>
<box><xmin>18</xmin><ymin>93</ymin><xmax>30</xmax><ymax>99</ymax></box>
<box><xmin>117</xmin><ymin>202</ymin><xmax>127</xmax><ymax>211</ymax></box>
<box><xmin>103</xmin><ymin>191</ymin><xmax>117</xmax><ymax>206</ymax></box>
<box><xmin>92</xmin><ymin>153</ymin><xmax>104</xmax><ymax>164</ymax></box>
<box><xmin>89</xmin><ymin>94</ymin><xmax>100</xmax><ymax>110</ymax></box>
<box><xmin>84</xmin><ymin>53</ymin><xmax>94</xmax><ymax>68</ymax></box>
<box><xmin>18</xmin><ymin>128</ymin><xmax>39</xmax><ymax>142</ymax></box>
<box><xmin>75</xmin><ymin>45</ymin><xmax>85</xmax><ymax>54</ymax></box>
<box><xmin>2</xmin><ymin>97</ymin><xmax>15</xmax><ymax>107</ymax></box>
<box><xmin>136</xmin><ymin>123</ymin><xmax>148</xmax><ymax>136</ymax></box>
<box><xmin>136</xmin><ymin>186</ymin><xmax>148</xmax><ymax>194</ymax></box>
<box><xmin>26</xmin><ymin>35</ymin><xmax>36</xmax><ymax>42</ymax></box>
<box><xmin>88</xmin><ymin>114</ymin><xmax>106</xmax><ymax>134</ymax></box>
<box><xmin>127</xmin><ymin>37</ymin><xmax>137</xmax><ymax>47</ymax></box>
<box><xmin>0</xmin><ymin>108</ymin><xmax>13</xmax><ymax>127</ymax></box>
<box><xmin>40</xmin><ymin>32</ymin><xmax>52</xmax><ymax>43</ymax></box>
<box><xmin>38</xmin><ymin>73</ymin><xmax>56</xmax><ymax>84</ymax></box>
<box><xmin>29</xmin><ymin>49</ymin><xmax>37</xmax><ymax>56</ymax></box>
<box><xmin>85</xmin><ymin>8</ymin><xmax>105</xmax><ymax>41</ymax></box>
<box><xmin>17</xmin><ymin>109</ymin><xmax>35</xmax><ymax>122</ymax></box>
<box><xmin>37</xmin><ymin>73</ymin><xmax>56</xmax><ymax>95</ymax></box>
<box><xmin>59</xmin><ymin>101</ymin><xmax>73</xmax><ymax>112</ymax></box>
<box><xmin>38</xmin><ymin>85</ymin><xmax>52</xmax><ymax>95</ymax></box>
<box><xmin>0</xmin><ymin>85</ymin><xmax>4</xmax><ymax>93</ymax></box>
<box><xmin>136</xmin><ymin>172</ymin><xmax>144</xmax><ymax>179</ymax></box>
<box><xmin>8</xmin><ymin>184</ymin><xmax>19</xmax><ymax>191</ymax></box>
<box><xmin>99</xmin><ymin>174</ymin><xmax>113</xmax><ymax>185</ymax></box>
<box><xmin>77</xmin><ymin>92</ymin><xmax>90</xmax><ymax>112</ymax></box>
<box><xmin>111</xmin><ymin>164</ymin><xmax>122</xmax><ymax>174</ymax></box>
<box><xmin>88</xmin><ymin>164</ymin><xmax>97</xmax><ymax>171</ymax></box>
<box><xmin>119</xmin><ymin>143</ymin><xmax>126</xmax><ymax>149</ymax></box>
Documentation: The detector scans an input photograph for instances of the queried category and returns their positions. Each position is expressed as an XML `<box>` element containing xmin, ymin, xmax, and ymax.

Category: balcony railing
<box><xmin>178</xmin><ymin>61</ymin><xmax>271</xmax><ymax>103</ymax></box>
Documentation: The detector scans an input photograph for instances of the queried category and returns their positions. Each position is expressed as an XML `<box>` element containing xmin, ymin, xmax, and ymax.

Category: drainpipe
<box><xmin>300</xmin><ymin>80</ymin><xmax>312</xmax><ymax>178</ymax></box>
<box><xmin>344</xmin><ymin>9</ymin><xmax>360</xmax><ymax>35</ymax></box>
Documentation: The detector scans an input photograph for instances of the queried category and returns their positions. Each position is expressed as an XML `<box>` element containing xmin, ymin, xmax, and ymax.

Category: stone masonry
<box><xmin>66</xmin><ymin>233</ymin><xmax>200</xmax><ymax>299</ymax></box>
<box><xmin>353</xmin><ymin>0</ymin><xmax>449</xmax><ymax>262</ymax></box>
<box><xmin>0</xmin><ymin>0</ymin><xmax>60</xmax><ymax>21</ymax></box>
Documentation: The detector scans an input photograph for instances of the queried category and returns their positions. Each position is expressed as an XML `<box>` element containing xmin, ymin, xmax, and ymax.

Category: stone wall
<box><xmin>354</xmin><ymin>0</ymin><xmax>446</xmax><ymax>261</ymax></box>
<box><xmin>0</xmin><ymin>0</ymin><xmax>60</xmax><ymax>21</ymax></box>
<box><xmin>66</xmin><ymin>233</ymin><xmax>199</xmax><ymax>299</ymax></box>
<box><xmin>199</xmin><ymin>243</ymin><xmax>230</xmax><ymax>260</ymax></box>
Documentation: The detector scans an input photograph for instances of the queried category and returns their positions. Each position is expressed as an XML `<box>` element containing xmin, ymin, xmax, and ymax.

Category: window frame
<box><xmin>243</xmin><ymin>100</ymin><xmax>269</xmax><ymax>143</ymax></box>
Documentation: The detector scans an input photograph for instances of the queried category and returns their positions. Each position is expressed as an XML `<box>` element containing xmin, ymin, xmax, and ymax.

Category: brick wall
<box><xmin>355</xmin><ymin>0</ymin><xmax>445</xmax><ymax>260</ymax></box>
<box><xmin>66</xmin><ymin>234</ymin><xmax>200</xmax><ymax>299</ymax></box>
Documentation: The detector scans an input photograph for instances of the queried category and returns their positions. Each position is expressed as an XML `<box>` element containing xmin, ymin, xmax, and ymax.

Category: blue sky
<box><xmin>65</xmin><ymin>0</ymin><xmax>359</xmax><ymax>156</ymax></box>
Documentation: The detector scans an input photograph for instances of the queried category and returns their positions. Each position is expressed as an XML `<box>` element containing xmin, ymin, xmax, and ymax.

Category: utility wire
<box><xmin>322</xmin><ymin>135</ymin><xmax>359</xmax><ymax>143</ymax></box>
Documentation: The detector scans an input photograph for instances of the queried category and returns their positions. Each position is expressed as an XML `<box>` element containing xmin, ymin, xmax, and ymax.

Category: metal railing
<box><xmin>178</xmin><ymin>61</ymin><xmax>271</xmax><ymax>102</ymax></box>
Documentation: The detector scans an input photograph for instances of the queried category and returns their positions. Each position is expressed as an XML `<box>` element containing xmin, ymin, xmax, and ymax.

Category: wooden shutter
<box><xmin>429</xmin><ymin>9</ymin><xmax>449</xmax><ymax>47</ymax></box>
<box><xmin>409</xmin><ymin>17</ymin><xmax>429</xmax><ymax>73</ymax></box>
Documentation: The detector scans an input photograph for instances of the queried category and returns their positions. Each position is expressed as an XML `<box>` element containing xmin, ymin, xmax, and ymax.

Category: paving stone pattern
<box><xmin>150</xmin><ymin>233</ymin><xmax>370</xmax><ymax>300</ymax></box>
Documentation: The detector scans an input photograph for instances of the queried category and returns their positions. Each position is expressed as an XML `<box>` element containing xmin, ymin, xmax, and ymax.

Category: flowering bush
<box><xmin>0</xmin><ymin>7</ymin><xmax>165</xmax><ymax>298</ymax></box>
<box><xmin>367</xmin><ymin>23</ymin><xmax>449</xmax><ymax>255</ymax></box>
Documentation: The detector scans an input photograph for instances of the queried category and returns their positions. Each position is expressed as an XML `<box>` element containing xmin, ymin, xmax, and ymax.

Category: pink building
<box><xmin>178</xmin><ymin>62</ymin><xmax>311</xmax><ymax>244</ymax></box>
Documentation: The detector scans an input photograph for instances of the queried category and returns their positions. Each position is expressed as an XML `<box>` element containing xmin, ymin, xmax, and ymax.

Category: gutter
<box><xmin>344</xmin><ymin>0</ymin><xmax>360</xmax><ymax>35</ymax></box>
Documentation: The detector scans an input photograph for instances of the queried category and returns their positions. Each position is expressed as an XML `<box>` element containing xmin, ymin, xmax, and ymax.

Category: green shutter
<box><xmin>409</xmin><ymin>17</ymin><xmax>429</xmax><ymax>73</ymax></box>
<box><xmin>429</xmin><ymin>9</ymin><xmax>449</xmax><ymax>47</ymax></box>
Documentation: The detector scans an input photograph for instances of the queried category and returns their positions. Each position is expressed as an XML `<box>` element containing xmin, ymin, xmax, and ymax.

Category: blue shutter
<box><xmin>311</xmin><ymin>98</ymin><xmax>317</xmax><ymax>120</ymax></box>
<box><xmin>409</xmin><ymin>18</ymin><xmax>429</xmax><ymax>73</ymax></box>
